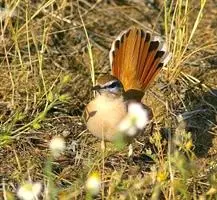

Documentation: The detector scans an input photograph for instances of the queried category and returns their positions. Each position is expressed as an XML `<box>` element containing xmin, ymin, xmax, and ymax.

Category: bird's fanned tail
<box><xmin>110</xmin><ymin>27</ymin><xmax>171</xmax><ymax>91</ymax></box>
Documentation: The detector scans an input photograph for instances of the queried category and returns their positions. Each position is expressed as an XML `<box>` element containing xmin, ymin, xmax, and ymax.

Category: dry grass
<box><xmin>0</xmin><ymin>0</ymin><xmax>217</xmax><ymax>199</ymax></box>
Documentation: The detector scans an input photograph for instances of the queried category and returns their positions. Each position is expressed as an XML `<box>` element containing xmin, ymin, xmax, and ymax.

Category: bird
<box><xmin>84</xmin><ymin>27</ymin><xmax>171</xmax><ymax>142</ymax></box>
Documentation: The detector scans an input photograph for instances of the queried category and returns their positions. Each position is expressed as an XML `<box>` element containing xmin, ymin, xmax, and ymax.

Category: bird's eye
<box><xmin>108</xmin><ymin>81</ymin><xmax>120</xmax><ymax>88</ymax></box>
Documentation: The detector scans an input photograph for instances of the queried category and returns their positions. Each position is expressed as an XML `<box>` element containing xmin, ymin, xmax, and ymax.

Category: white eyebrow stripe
<box><xmin>103</xmin><ymin>80</ymin><xmax>119</xmax><ymax>88</ymax></box>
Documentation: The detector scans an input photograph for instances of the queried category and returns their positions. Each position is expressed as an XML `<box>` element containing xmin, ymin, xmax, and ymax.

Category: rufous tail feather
<box><xmin>109</xmin><ymin>27</ymin><xmax>171</xmax><ymax>91</ymax></box>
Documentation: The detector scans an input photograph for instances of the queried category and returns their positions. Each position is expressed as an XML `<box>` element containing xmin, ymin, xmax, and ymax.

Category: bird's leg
<box><xmin>128</xmin><ymin>144</ymin><xmax>133</xmax><ymax>157</ymax></box>
<box><xmin>101</xmin><ymin>140</ymin><xmax>106</xmax><ymax>151</ymax></box>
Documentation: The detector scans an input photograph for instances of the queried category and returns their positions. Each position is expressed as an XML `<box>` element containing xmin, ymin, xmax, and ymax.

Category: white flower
<box><xmin>128</xmin><ymin>103</ymin><xmax>149</xmax><ymax>129</ymax></box>
<box><xmin>0</xmin><ymin>7</ymin><xmax>16</xmax><ymax>20</ymax></box>
<box><xmin>17</xmin><ymin>182</ymin><xmax>42</xmax><ymax>200</ymax></box>
<box><xmin>118</xmin><ymin>102</ymin><xmax>149</xmax><ymax>136</ymax></box>
<box><xmin>86</xmin><ymin>172</ymin><xmax>101</xmax><ymax>195</ymax></box>
<box><xmin>119</xmin><ymin>118</ymin><xmax>138</xmax><ymax>136</ymax></box>
<box><xmin>49</xmin><ymin>136</ymin><xmax>66</xmax><ymax>157</ymax></box>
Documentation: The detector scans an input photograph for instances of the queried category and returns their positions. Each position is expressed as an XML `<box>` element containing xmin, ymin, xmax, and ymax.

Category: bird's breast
<box><xmin>85</xmin><ymin>94</ymin><xmax>127</xmax><ymax>141</ymax></box>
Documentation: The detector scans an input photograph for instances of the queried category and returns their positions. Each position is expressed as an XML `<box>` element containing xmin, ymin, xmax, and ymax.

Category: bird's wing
<box><xmin>109</xmin><ymin>27</ymin><xmax>171</xmax><ymax>91</ymax></box>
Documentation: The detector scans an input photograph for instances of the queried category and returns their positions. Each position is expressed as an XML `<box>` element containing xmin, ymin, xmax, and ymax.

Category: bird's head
<box><xmin>92</xmin><ymin>74</ymin><xmax>124</xmax><ymax>96</ymax></box>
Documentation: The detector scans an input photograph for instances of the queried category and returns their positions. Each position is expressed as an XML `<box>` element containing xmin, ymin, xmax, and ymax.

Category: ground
<box><xmin>0</xmin><ymin>0</ymin><xmax>217</xmax><ymax>199</ymax></box>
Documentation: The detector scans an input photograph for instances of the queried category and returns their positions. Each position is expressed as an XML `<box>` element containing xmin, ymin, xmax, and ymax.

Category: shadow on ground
<box><xmin>182</xmin><ymin>88</ymin><xmax>217</xmax><ymax>157</ymax></box>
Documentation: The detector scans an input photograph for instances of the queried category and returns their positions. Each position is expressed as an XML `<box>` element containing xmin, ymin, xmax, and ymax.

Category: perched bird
<box><xmin>84</xmin><ymin>27</ymin><xmax>171</xmax><ymax>142</ymax></box>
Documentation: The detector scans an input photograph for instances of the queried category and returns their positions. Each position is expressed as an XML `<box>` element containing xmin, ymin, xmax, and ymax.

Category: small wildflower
<box><xmin>86</xmin><ymin>172</ymin><xmax>101</xmax><ymax>195</ymax></box>
<box><xmin>118</xmin><ymin>102</ymin><xmax>149</xmax><ymax>136</ymax></box>
<box><xmin>185</xmin><ymin>140</ymin><xmax>193</xmax><ymax>150</ymax></box>
<box><xmin>156</xmin><ymin>170</ymin><xmax>167</xmax><ymax>182</ymax></box>
<box><xmin>17</xmin><ymin>182</ymin><xmax>42</xmax><ymax>200</ymax></box>
<box><xmin>49</xmin><ymin>136</ymin><xmax>66</xmax><ymax>157</ymax></box>
<box><xmin>0</xmin><ymin>7</ymin><xmax>16</xmax><ymax>20</ymax></box>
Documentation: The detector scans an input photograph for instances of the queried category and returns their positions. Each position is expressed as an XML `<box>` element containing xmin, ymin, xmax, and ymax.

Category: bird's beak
<box><xmin>92</xmin><ymin>85</ymin><xmax>101</xmax><ymax>91</ymax></box>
